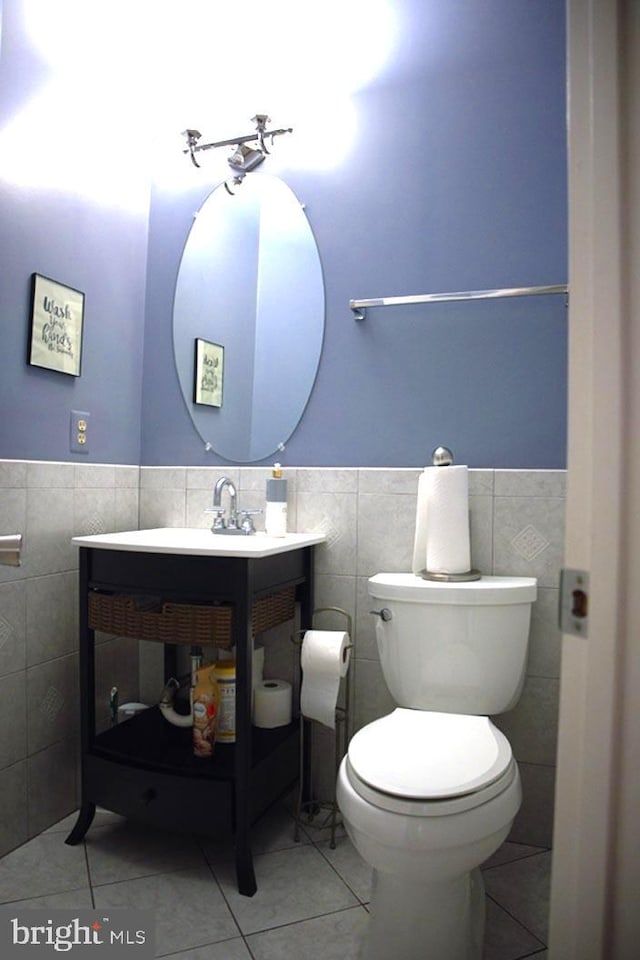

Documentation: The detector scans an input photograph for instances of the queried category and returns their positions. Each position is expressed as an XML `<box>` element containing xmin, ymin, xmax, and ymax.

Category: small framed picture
<box><xmin>28</xmin><ymin>273</ymin><xmax>85</xmax><ymax>377</ymax></box>
<box><xmin>194</xmin><ymin>338</ymin><xmax>224</xmax><ymax>407</ymax></box>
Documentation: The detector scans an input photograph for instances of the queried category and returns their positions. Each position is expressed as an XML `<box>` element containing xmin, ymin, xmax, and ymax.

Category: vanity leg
<box><xmin>235</xmin><ymin>838</ymin><xmax>257</xmax><ymax>897</ymax></box>
<box><xmin>65</xmin><ymin>800</ymin><xmax>96</xmax><ymax>845</ymax></box>
<box><xmin>233</xmin><ymin>569</ymin><xmax>257</xmax><ymax>896</ymax></box>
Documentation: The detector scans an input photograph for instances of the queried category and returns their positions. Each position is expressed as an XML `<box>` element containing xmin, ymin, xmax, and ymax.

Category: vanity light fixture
<box><xmin>182</xmin><ymin>114</ymin><xmax>293</xmax><ymax>183</ymax></box>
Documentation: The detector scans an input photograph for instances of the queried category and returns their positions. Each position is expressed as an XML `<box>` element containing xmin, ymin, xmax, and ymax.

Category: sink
<box><xmin>72</xmin><ymin>527</ymin><xmax>326</xmax><ymax>559</ymax></box>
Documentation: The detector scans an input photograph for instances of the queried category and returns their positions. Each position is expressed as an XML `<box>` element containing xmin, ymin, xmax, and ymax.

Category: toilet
<box><xmin>336</xmin><ymin>572</ymin><xmax>537</xmax><ymax>960</ymax></box>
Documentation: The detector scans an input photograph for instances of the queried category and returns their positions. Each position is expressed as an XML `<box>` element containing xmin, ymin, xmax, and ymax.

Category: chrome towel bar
<box><xmin>350</xmin><ymin>283</ymin><xmax>569</xmax><ymax>319</ymax></box>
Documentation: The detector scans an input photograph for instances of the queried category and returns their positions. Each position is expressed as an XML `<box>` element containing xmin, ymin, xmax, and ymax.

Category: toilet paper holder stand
<box><xmin>291</xmin><ymin>606</ymin><xmax>353</xmax><ymax>850</ymax></box>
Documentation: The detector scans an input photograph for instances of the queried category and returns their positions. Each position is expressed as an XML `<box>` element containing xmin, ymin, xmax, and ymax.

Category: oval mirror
<box><xmin>172</xmin><ymin>175</ymin><xmax>325</xmax><ymax>462</ymax></box>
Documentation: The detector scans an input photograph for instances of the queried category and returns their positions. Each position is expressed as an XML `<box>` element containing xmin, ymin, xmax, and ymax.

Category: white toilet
<box><xmin>336</xmin><ymin>572</ymin><xmax>537</xmax><ymax>960</ymax></box>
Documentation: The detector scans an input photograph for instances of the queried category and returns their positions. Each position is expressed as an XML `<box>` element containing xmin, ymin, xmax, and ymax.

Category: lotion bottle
<box><xmin>265</xmin><ymin>463</ymin><xmax>288</xmax><ymax>537</ymax></box>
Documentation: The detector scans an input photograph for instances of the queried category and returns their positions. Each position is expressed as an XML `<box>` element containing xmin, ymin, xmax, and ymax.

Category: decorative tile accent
<box><xmin>0</xmin><ymin>615</ymin><xmax>13</xmax><ymax>650</ymax></box>
<box><xmin>320</xmin><ymin>517</ymin><xmax>345</xmax><ymax>549</ymax></box>
<box><xmin>41</xmin><ymin>685</ymin><xmax>65</xmax><ymax>723</ymax></box>
<box><xmin>511</xmin><ymin>524</ymin><xmax>550</xmax><ymax>562</ymax></box>
<box><xmin>83</xmin><ymin>511</ymin><xmax>106</xmax><ymax>536</ymax></box>
<box><xmin>493</xmin><ymin>497</ymin><xmax>564</xmax><ymax>587</ymax></box>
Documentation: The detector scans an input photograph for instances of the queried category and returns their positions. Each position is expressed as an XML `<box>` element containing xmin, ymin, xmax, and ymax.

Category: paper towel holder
<box><xmin>419</xmin><ymin>568</ymin><xmax>482</xmax><ymax>582</ymax></box>
<box><xmin>291</xmin><ymin>606</ymin><xmax>353</xmax><ymax>850</ymax></box>
<box><xmin>419</xmin><ymin>445</ymin><xmax>482</xmax><ymax>582</ymax></box>
<box><xmin>431</xmin><ymin>445</ymin><xmax>454</xmax><ymax>466</ymax></box>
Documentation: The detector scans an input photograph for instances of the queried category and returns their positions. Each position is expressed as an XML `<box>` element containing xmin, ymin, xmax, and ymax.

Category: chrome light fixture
<box><xmin>227</xmin><ymin>142</ymin><xmax>265</xmax><ymax>173</ymax></box>
<box><xmin>182</xmin><ymin>114</ymin><xmax>292</xmax><ymax>187</ymax></box>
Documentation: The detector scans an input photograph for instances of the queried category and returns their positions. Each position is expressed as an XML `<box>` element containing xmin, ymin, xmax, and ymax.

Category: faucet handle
<box><xmin>205</xmin><ymin>507</ymin><xmax>226</xmax><ymax>531</ymax></box>
<box><xmin>239</xmin><ymin>509</ymin><xmax>262</xmax><ymax>535</ymax></box>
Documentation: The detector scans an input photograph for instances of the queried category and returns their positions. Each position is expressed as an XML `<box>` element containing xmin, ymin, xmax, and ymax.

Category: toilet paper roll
<box><xmin>253</xmin><ymin>679</ymin><xmax>292</xmax><ymax>729</ymax></box>
<box><xmin>425</xmin><ymin>465</ymin><xmax>471</xmax><ymax>574</ymax></box>
<box><xmin>300</xmin><ymin>630</ymin><xmax>351</xmax><ymax>730</ymax></box>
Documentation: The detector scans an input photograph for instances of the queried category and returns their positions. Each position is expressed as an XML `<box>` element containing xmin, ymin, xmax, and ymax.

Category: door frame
<box><xmin>550</xmin><ymin>0</ymin><xmax>640</xmax><ymax>955</ymax></box>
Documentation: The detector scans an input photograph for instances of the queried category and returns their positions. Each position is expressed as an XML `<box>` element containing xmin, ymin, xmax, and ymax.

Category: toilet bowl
<box><xmin>337</xmin><ymin>574</ymin><xmax>536</xmax><ymax>960</ymax></box>
<box><xmin>337</xmin><ymin>709</ymin><xmax>521</xmax><ymax>960</ymax></box>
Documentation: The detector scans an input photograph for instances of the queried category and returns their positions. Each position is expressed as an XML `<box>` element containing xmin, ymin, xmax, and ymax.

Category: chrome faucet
<box><xmin>211</xmin><ymin>476</ymin><xmax>239</xmax><ymax>531</ymax></box>
<box><xmin>207</xmin><ymin>477</ymin><xmax>261</xmax><ymax>534</ymax></box>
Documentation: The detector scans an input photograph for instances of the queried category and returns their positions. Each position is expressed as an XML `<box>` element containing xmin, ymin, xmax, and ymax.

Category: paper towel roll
<box><xmin>253</xmin><ymin>679</ymin><xmax>292</xmax><ymax>729</ymax></box>
<box><xmin>300</xmin><ymin>630</ymin><xmax>351</xmax><ymax>730</ymax></box>
<box><xmin>411</xmin><ymin>468</ymin><xmax>431</xmax><ymax>575</ymax></box>
<box><xmin>425</xmin><ymin>465</ymin><xmax>471</xmax><ymax>574</ymax></box>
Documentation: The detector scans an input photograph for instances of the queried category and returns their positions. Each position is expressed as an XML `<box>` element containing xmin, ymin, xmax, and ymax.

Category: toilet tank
<box><xmin>368</xmin><ymin>574</ymin><xmax>537</xmax><ymax>715</ymax></box>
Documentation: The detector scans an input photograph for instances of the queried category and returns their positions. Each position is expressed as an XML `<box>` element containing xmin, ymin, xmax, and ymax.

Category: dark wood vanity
<box><xmin>65</xmin><ymin>529</ymin><xmax>322</xmax><ymax>896</ymax></box>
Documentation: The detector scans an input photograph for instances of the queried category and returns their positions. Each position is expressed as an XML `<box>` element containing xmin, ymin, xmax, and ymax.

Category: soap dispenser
<box><xmin>265</xmin><ymin>463</ymin><xmax>288</xmax><ymax>537</ymax></box>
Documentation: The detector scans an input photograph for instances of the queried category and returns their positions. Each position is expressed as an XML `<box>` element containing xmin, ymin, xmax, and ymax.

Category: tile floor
<box><xmin>0</xmin><ymin>802</ymin><xmax>550</xmax><ymax>959</ymax></box>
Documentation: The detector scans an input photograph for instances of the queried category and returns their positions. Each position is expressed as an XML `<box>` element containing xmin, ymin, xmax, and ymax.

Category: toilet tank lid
<box><xmin>348</xmin><ymin>709</ymin><xmax>513</xmax><ymax>799</ymax></box>
<box><xmin>368</xmin><ymin>573</ymin><xmax>537</xmax><ymax>604</ymax></box>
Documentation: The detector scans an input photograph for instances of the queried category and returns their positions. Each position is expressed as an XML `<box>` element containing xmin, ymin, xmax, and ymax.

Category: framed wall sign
<box><xmin>194</xmin><ymin>337</ymin><xmax>224</xmax><ymax>407</ymax></box>
<box><xmin>28</xmin><ymin>273</ymin><xmax>85</xmax><ymax>377</ymax></box>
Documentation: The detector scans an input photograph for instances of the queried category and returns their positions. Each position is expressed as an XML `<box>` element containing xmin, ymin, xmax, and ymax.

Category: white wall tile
<box><xmin>352</xmin><ymin>659</ymin><xmax>394</xmax><ymax>733</ymax></box>
<box><xmin>27</xmin><ymin>462</ymin><xmax>74</xmax><ymax>488</ymax></box>
<box><xmin>26</xmin><ymin>653</ymin><xmax>78</xmax><ymax>755</ymax></box>
<box><xmin>495</xmin><ymin>470</ymin><xmax>566</xmax><ymax>498</ymax></box>
<box><xmin>0</xmin><ymin>462</ymin><xmax>28</xmax><ymax>487</ymax></box>
<box><xmin>493</xmin><ymin>676</ymin><xmax>560</xmax><ymax>766</ymax></box>
<box><xmin>296</xmin><ymin>468</ymin><xmax>358</xmax><ymax>494</ymax></box>
<box><xmin>297</xmin><ymin>492</ymin><xmax>357</xmax><ymax>576</ymax></box>
<box><xmin>25</xmin><ymin>488</ymin><xmax>76</xmax><ymax>577</ymax></box>
<box><xmin>26</xmin><ymin>572</ymin><xmax>77</xmax><ymax>667</ymax></box>
<box><xmin>493</xmin><ymin>497</ymin><xmax>565</xmax><ymax>587</ymax></box>
<box><xmin>0</xmin><ymin>581</ymin><xmax>27</xmax><ymax>677</ymax></box>
<box><xmin>27</xmin><ymin>737</ymin><xmax>79</xmax><ymax>837</ymax></box>
<box><xmin>356</xmin><ymin>493</ymin><xmax>415</xmax><ymax>576</ymax></box>
<box><xmin>74</xmin><ymin>487</ymin><xmax>116</xmax><ymax>537</ymax></box>
<box><xmin>0</xmin><ymin>672</ymin><xmax>27</xmax><ymax>769</ymax></box>
<box><xmin>0</xmin><ymin>488</ymin><xmax>27</xmax><ymax>585</ymax></box>
<box><xmin>74</xmin><ymin>464</ymin><xmax>117</xmax><ymax>488</ymax></box>
<box><xmin>139</xmin><ymin>487</ymin><xmax>186</xmax><ymax>528</ymax></box>
<box><xmin>357</xmin><ymin>468</ymin><xmax>421</xmax><ymax>495</ymax></box>
<box><xmin>0</xmin><ymin>761</ymin><xmax>28</xmax><ymax>857</ymax></box>
<box><xmin>469</xmin><ymin>494</ymin><xmax>493</xmax><ymax>575</ymax></box>
<box><xmin>527</xmin><ymin>588</ymin><xmax>561</xmax><ymax>679</ymax></box>
<box><xmin>510</xmin><ymin>763</ymin><xmax>556</xmax><ymax>848</ymax></box>
<box><xmin>139</xmin><ymin>466</ymin><xmax>187</xmax><ymax>489</ymax></box>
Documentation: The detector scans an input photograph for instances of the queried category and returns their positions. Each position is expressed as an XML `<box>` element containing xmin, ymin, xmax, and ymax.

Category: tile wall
<box><xmin>0</xmin><ymin>460</ymin><xmax>563</xmax><ymax>858</ymax></box>
<box><xmin>0</xmin><ymin>461</ymin><xmax>139</xmax><ymax>856</ymax></box>
<box><xmin>140</xmin><ymin>464</ymin><xmax>564</xmax><ymax>848</ymax></box>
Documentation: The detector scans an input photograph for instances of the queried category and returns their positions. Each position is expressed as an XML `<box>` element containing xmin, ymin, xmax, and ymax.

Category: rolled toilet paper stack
<box><xmin>300</xmin><ymin>630</ymin><xmax>351</xmax><ymax>730</ymax></box>
<box><xmin>412</xmin><ymin>464</ymin><xmax>471</xmax><ymax>576</ymax></box>
<box><xmin>253</xmin><ymin>679</ymin><xmax>292</xmax><ymax>728</ymax></box>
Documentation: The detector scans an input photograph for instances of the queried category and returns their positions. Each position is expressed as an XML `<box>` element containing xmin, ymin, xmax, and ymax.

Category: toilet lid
<box><xmin>348</xmin><ymin>709</ymin><xmax>512</xmax><ymax>800</ymax></box>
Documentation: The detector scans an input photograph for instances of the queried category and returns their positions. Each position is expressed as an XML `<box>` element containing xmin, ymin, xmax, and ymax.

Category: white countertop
<box><xmin>71</xmin><ymin>527</ymin><xmax>326</xmax><ymax>559</ymax></box>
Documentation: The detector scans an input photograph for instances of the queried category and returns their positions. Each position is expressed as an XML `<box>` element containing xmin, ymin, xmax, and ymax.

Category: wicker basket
<box><xmin>88</xmin><ymin>587</ymin><xmax>295</xmax><ymax>648</ymax></box>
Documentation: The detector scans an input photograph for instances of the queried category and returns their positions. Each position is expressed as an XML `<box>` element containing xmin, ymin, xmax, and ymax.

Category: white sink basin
<box><xmin>72</xmin><ymin>527</ymin><xmax>326</xmax><ymax>559</ymax></box>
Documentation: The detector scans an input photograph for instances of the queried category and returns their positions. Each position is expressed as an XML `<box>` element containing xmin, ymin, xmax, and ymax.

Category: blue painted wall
<box><xmin>142</xmin><ymin>0</ymin><xmax>567</xmax><ymax>468</ymax></box>
<box><xmin>0</xmin><ymin>1</ymin><xmax>567</xmax><ymax>469</ymax></box>
<box><xmin>0</xmin><ymin>0</ymin><xmax>147</xmax><ymax>464</ymax></box>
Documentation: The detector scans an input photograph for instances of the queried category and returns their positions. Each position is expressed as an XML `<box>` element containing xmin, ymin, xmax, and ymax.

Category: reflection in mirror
<box><xmin>173</xmin><ymin>175</ymin><xmax>324</xmax><ymax>462</ymax></box>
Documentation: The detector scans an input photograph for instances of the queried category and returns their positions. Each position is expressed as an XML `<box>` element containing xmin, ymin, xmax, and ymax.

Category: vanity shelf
<box><xmin>65</xmin><ymin>533</ymin><xmax>320</xmax><ymax>897</ymax></box>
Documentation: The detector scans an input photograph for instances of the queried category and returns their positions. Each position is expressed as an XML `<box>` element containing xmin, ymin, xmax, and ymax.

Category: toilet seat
<box><xmin>347</xmin><ymin>708</ymin><xmax>515</xmax><ymax>817</ymax></box>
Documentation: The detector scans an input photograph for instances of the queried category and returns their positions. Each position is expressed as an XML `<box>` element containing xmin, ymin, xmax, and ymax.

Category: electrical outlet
<box><xmin>70</xmin><ymin>410</ymin><xmax>90</xmax><ymax>454</ymax></box>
